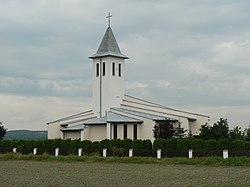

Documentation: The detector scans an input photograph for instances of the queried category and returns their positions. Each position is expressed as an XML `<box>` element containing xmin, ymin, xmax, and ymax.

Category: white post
<box><xmin>188</xmin><ymin>149</ymin><xmax>193</xmax><ymax>159</ymax></box>
<box><xmin>80</xmin><ymin>130</ymin><xmax>84</xmax><ymax>141</ymax></box>
<box><xmin>157</xmin><ymin>149</ymin><xmax>161</xmax><ymax>159</ymax></box>
<box><xmin>33</xmin><ymin>148</ymin><xmax>38</xmax><ymax>155</ymax></box>
<box><xmin>223</xmin><ymin>149</ymin><xmax>228</xmax><ymax>159</ymax></box>
<box><xmin>13</xmin><ymin>147</ymin><xmax>17</xmax><ymax>153</ymax></box>
<box><xmin>103</xmin><ymin>148</ymin><xmax>107</xmax><ymax>157</ymax></box>
<box><xmin>129</xmin><ymin>149</ymin><xmax>133</xmax><ymax>157</ymax></box>
<box><xmin>55</xmin><ymin>148</ymin><xmax>59</xmax><ymax>157</ymax></box>
<box><xmin>106</xmin><ymin>123</ymin><xmax>111</xmax><ymax>140</ymax></box>
<box><xmin>78</xmin><ymin>148</ymin><xmax>82</xmax><ymax>157</ymax></box>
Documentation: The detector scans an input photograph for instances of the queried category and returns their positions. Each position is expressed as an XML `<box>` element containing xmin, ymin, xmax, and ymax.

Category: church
<box><xmin>47</xmin><ymin>14</ymin><xmax>209</xmax><ymax>142</ymax></box>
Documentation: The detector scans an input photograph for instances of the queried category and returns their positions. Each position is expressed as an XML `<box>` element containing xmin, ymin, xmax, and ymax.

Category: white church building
<box><xmin>47</xmin><ymin>16</ymin><xmax>209</xmax><ymax>142</ymax></box>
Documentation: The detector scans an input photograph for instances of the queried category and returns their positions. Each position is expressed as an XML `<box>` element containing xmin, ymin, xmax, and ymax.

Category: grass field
<box><xmin>0</xmin><ymin>160</ymin><xmax>250</xmax><ymax>187</ymax></box>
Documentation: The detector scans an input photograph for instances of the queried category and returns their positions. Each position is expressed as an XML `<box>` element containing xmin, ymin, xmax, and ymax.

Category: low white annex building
<box><xmin>47</xmin><ymin>15</ymin><xmax>209</xmax><ymax>142</ymax></box>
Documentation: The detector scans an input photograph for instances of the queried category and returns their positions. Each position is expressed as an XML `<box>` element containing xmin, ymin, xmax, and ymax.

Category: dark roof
<box><xmin>89</xmin><ymin>27</ymin><xmax>128</xmax><ymax>59</ymax></box>
<box><xmin>61</xmin><ymin>124</ymin><xmax>84</xmax><ymax>131</ymax></box>
<box><xmin>85</xmin><ymin>111</ymin><xmax>142</xmax><ymax>125</ymax></box>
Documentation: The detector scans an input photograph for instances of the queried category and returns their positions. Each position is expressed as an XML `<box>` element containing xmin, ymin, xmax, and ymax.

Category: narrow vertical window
<box><xmin>123</xmin><ymin>124</ymin><xmax>127</xmax><ymax>139</ymax></box>
<box><xmin>118</xmin><ymin>64</ymin><xmax>121</xmax><ymax>77</ymax></box>
<box><xmin>112</xmin><ymin>62</ymin><xmax>115</xmax><ymax>76</ymax></box>
<box><xmin>113</xmin><ymin>124</ymin><xmax>117</xmax><ymax>139</ymax></box>
<box><xmin>102</xmin><ymin>62</ymin><xmax>105</xmax><ymax>76</ymax></box>
<box><xmin>96</xmin><ymin>63</ymin><xmax>99</xmax><ymax>77</ymax></box>
<box><xmin>133</xmin><ymin>124</ymin><xmax>137</xmax><ymax>140</ymax></box>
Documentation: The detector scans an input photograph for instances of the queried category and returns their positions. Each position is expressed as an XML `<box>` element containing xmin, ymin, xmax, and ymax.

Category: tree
<box><xmin>153</xmin><ymin>121</ymin><xmax>175</xmax><ymax>139</ymax></box>
<box><xmin>245</xmin><ymin>125</ymin><xmax>250</xmax><ymax>141</ymax></box>
<box><xmin>0</xmin><ymin>122</ymin><xmax>7</xmax><ymax>140</ymax></box>
<box><xmin>229</xmin><ymin>126</ymin><xmax>244</xmax><ymax>140</ymax></box>
<box><xmin>199</xmin><ymin>123</ymin><xmax>214</xmax><ymax>140</ymax></box>
<box><xmin>212</xmin><ymin>118</ymin><xmax>229</xmax><ymax>140</ymax></box>
<box><xmin>174</xmin><ymin>122</ymin><xmax>187</xmax><ymax>138</ymax></box>
<box><xmin>199</xmin><ymin>118</ymin><xmax>229</xmax><ymax>140</ymax></box>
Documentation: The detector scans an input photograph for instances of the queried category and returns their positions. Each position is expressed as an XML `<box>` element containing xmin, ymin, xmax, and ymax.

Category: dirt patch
<box><xmin>0</xmin><ymin>160</ymin><xmax>249</xmax><ymax>186</ymax></box>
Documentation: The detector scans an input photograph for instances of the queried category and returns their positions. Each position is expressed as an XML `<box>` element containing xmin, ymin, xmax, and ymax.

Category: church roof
<box><xmin>61</xmin><ymin>124</ymin><xmax>85</xmax><ymax>131</ymax></box>
<box><xmin>85</xmin><ymin>111</ymin><xmax>142</xmax><ymax>125</ymax></box>
<box><xmin>89</xmin><ymin>27</ymin><xmax>128</xmax><ymax>59</ymax></box>
<box><xmin>112</xmin><ymin>108</ymin><xmax>178</xmax><ymax>121</ymax></box>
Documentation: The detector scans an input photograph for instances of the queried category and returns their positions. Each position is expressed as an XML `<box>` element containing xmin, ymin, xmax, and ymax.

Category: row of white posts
<box><xmin>12</xmin><ymin>148</ymin><xmax>229</xmax><ymax>159</ymax></box>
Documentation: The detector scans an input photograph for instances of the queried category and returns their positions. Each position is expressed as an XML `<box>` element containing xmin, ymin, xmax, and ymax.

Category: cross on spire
<box><xmin>106</xmin><ymin>12</ymin><xmax>112</xmax><ymax>27</ymax></box>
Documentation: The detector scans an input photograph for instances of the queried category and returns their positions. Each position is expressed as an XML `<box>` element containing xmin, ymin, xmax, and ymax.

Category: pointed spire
<box><xmin>89</xmin><ymin>14</ymin><xmax>128</xmax><ymax>59</ymax></box>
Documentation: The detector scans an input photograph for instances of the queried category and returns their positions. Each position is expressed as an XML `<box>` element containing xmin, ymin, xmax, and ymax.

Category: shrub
<box><xmin>51</xmin><ymin>139</ymin><xmax>62</xmax><ymax>149</ymax></box>
<box><xmin>191</xmin><ymin>139</ymin><xmax>203</xmax><ymax>150</ymax></box>
<box><xmin>9</xmin><ymin>140</ymin><xmax>19</xmax><ymax>149</ymax></box>
<box><xmin>70</xmin><ymin>139</ymin><xmax>80</xmax><ymax>154</ymax></box>
<box><xmin>91</xmin><ymin>141</ymin><xmax>100</xmax><ymax>152</ymax></box>
<box><xmin>40</xmin><ymin>140</ymin><xmax>54</xmax><ymax>154</ymax></box>
<box><xmin>80</xmin><ymin>140</ymin><xmax>92</xmax><ymax>154</ymax></box>
<box><xmin>23</xmin><ymin>140</ymin><xmax>34</xmax><ymax>154</ymax></box>
<box><xmin>120</xmin><ymin>139</ymin><xmax>132</xmax><ymax>150</ymax></box>
<box><xmin>166</xmin><ymin>138</ymin><xmax>178</xmax><ymax>150</ymax></box>
<box><xmin>177</xmin><ymin>138</ymin><xmax>191</xmax><ymax>150</ymax></box>
<box><xmin>245</xmin><ymin>141</ymin><xmax>250</xmax><ymax>151</ymax></box>
<box><xmin>217</xmin><ymin>139</ymin><xmax>231</xmax><ymax>150</ymax></box>
<box><xmin>153</xmin><ymin>138</ymin><xmax>166</xmax><ymax>150</ymax></box>
<box><xmin>142</xmin><ymin>140</ymin><xmax>152</xmax><ymax>150</ymax></box>
<box><xmin>109</xmin><ymin>139</ymin><xmax>121</xmax><ymax>149</ymax></box>
<box><xmin>204</xmin><ymin>139</ymin><xmax>217</xmax><ymax>151</ymax></box>
<box><xmin>100</xmin><ymin>139</ymin><xmax>110</xmax><ymax>149</ymax></box>
<box><xmin>131</xmin><ymin>140</ymin><xmax>143</xmax><ymax>150</ymax></box>
<box><xmin>61</xmin><ymin>139</ymin><xmax>71</xmax><ymax>155</ymax></box>
<box><xmin>33</xmin><ymin>140</ymin><xmax>43</xmax><ymax>149</ymax></box>
<box><xmin>1</xmin><ymin>140</ymin><xmax>11</xmax><ymax>148</ymax></box>
<box><xmin>232</xmin><ymin>140</ymin><xmax>245</xmax><ymax>151</ymax></box>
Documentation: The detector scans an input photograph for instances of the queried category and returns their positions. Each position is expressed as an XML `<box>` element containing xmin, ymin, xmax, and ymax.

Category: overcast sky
<box><xmin>1</xmin><ymin>0</ymin><xmax>250</xmax><ymax>130</ymax></box>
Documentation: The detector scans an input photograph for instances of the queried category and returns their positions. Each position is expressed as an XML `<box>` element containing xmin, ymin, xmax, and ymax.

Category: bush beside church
<box><xmin>1</xmin><ymin>138</ymin><xmax>250</xmax><ymax>157</ymax></box>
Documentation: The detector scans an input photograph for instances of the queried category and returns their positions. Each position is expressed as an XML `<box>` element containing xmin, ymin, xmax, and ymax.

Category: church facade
<box><xmin>47</xmin><ymin>19</ymin><xmax>209</xmax><ymax>142</ymax></box>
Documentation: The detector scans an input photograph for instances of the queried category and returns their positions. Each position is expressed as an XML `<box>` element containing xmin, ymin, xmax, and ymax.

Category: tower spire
<box><xmin>106</xmin><ymin>12</ymin><xmax>112</xmax><ymax>27</ymax></box>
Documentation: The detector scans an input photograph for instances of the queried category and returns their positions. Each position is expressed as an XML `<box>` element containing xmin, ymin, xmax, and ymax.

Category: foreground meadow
<box><xmin>0</xmin><ymin>160</ymin><xmax>250</xmax><ymax>186</ymax></box>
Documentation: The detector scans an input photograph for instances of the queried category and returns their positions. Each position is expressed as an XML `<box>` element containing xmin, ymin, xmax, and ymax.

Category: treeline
<box><xmin>1</xmin><ymin>138</ymin><xmax>250</xmax><ymax>155</ymax></box>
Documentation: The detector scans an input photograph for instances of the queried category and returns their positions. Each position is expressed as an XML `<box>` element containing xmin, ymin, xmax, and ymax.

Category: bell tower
<box><xmin>89</xmin><ymin>13</ymin><xmax>128</xmax><ymax>117</ymax></box>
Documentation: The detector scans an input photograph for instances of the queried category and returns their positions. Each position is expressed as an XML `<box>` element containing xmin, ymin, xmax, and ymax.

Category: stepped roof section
<box><xmin>89</xmin><ymin>26</ymin><xmax>128</xmax><ymax>59</ymax></box>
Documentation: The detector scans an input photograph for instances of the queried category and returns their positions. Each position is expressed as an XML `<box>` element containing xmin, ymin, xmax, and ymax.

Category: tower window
<box><xmin>123</xmin><ymin>124</ymin><xmax>127</xmax><ymax>139</ymax></box>
<box><xmin>113</xmin><ymin>124</ymin><xmax>117</xmax><ymax>139</ymax></box>
<box><xmin>96</xmin><ymin>63</ymin><xmax>99</xmax><ymax>77</ymax></box>
<box><xmin>102</xmin><ymin>62</ymin><xmax>105</xmax><ymax>76</ymax></box>
<box><xmin>112</xmin><ymin>62</ymin><xmax>115</xmax><ymax>76</ymax></box>
<box><xmin>118</xmin><ymin>64</ymin><xmax>121</xmax><ymax>77</ymax></box>
<box><xmin>133</xmin><ymin>124</ymin><xmax>137</xmax><ymax>140</ymax></box>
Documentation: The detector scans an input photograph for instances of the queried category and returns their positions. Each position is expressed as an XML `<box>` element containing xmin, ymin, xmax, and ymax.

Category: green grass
<box><xmin>1</xmin><ymin>153</ymin><xmax>250</xmax><ymax>166</ymax></box>
<box><xmin>0</xmin><ymin>160</ymin><xmax>250</xmax><ymax>186</ymax></box>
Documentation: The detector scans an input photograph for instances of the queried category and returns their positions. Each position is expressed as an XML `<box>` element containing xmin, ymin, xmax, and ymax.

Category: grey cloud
<box><xmin>0</xmin><ymin>0</ymin><xmax>250</xmax><ymax>129</ymax></box>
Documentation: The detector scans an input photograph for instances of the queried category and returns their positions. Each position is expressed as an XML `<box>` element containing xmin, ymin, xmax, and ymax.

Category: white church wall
<box><xmin>177</xmin><ymin>117</ymin><xmax>189</xmax><ymax>132</ymax></box>
<box><xmin>84</xmin><ymin>125</ymin><xmax>106</xmax><ymax>141</ymax></box>
<box><xmin>190</xmin><ymin>115</ymin><xmax>208</xmax><ymax>135</ymax></box>
<box><xmin>127</xmin><ymin>125</ymin><xmax>133</xmax><ymax>139</ymax></box>
<box><xmin>138</xmin><ymin>119</ymin><xmax>155</xmax><ymax>141</ymax></box>
<box><xmin>48</xmin><ymin>122</ymin><xmax>62</xmax><ymax>139</ymax></box>
<box><xmin>117</xmin><ymin>124</ymin><xmax>123</xmax><ymax>139</ymax></box>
